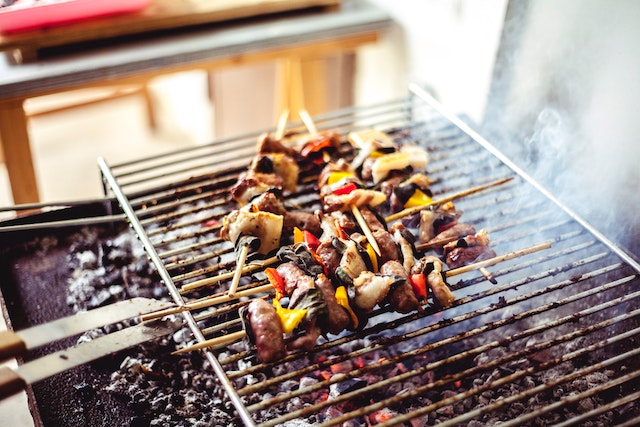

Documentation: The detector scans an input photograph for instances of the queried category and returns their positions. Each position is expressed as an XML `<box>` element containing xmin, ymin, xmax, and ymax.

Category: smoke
<box><xmin>481</xmin><ymin>0</ymin><xmax>640</xmax><ymax>258</ymax></box>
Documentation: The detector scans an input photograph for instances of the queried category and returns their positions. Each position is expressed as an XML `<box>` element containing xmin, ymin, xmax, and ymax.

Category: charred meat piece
<box><xmin>379</xmin><ymin>260</ymin><xmax>419</xmax><ymax>313</ymax></box>
<box><xmin>230</xmin><ymin>171</ymin><xmax>284</xmax><ymax>206</ymax></box>
<box><xmin>276</xmin><ymin>261</ymin><xmax>316</xmax><ymax>296</ymax></box>
<box><xmin>247</xmin><ymin>191</ymin><xmax>286</xmax><ymax>215</ymax></box>
<box><xmin>443</xmin><ymin>229</ymin><xmax>496</xmax><ymax>268</ymax></box>
<box><xmin>445</xmin><ymin>245</ymin><xmax>496</xmax><ymax>269</ymax></box>
<box><xmin>283</xmin><ymin>211</ymin><xmax>322</xmax><ymax>237</ymax></box>
<box><xmin>251</xmin><ymin>192</ymin><xmax>322</xmax><ymax>236</ymax></box>
<box><xmin>244</xmin><ymin>299</ymin><xmax>286</xmax><ymax>362</ymax></box>
<box><xmin>390</xmin><ymin>222</ymin><xmax>416</xmax><ymax>272</ymax></box>
<box><xmin>287</xmin><ymin>318</ymin><xmax>322</xmax><ymax>352</ymax></box>
<box><xmin>322</xmin><ymin>188</ymin><xmax>387</xmax><ymax>213</ymax></box>
<box><xmin>360</xmin><ymin>207</ymin><xmax>398</xmax><ymax>263</ymax></box>
<box><xmin>412</xmin><ymin>256</ymin><xmax>455</xmax><ymax>308</ymax></box>
<box><xmin>352</xmin><ymin>271</ymin><xmax>394</xmax><ymax>312</ymax></box>
<box><xmin>419</xmin><ymin>202</ymin><xmax>461</xmax><ymax>242</ymax></box>
<box><xmin>431</xmin><ymin>223</ymin><xmax>477</xmax><ymax>243</ymax></box>
<box><xmin>250</xmin><ymin>153</ymin><xmax>299</xmax><ymax>193</ymax></box>
<box><xmin>256</xmin><ymin>132</ymin><xmax>297</xmax><ymax>157</ymax></box>
<box><xmin>426</xmin><ymin>223</ymin><xmax>477</xmax><ymax>252</ymax></box>
<box><xmin>314</xmin><ymin>274</ymin><xmax>351</xmax><ymax>334</ymax></box>
<box><xmin>316</xmin><ymin>240</ymin><xmax>341</xmax><ymax>280</ymax></box>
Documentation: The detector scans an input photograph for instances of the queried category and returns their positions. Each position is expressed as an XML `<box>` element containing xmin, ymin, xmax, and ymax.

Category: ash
<box><xmin>65</xmin><ymin>227</ymin><xmax>236</xmax><ymax>425</ymax></box>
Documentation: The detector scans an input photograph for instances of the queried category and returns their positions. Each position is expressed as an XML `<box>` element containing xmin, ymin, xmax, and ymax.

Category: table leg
<box><xmin>0</xmin><ymin>99</ymin><xmax>40</xmax><ymax>204</ymax></box>
<box><xmin>276</xmin><ymin>56</ymin><xmax>329</xmax><ymax>121</ymax></box>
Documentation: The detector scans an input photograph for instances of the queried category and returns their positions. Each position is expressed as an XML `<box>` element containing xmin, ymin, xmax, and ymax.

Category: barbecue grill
<box><xmin>2</xmin><ymin>84</ymin><xmax>640</xmax><ymax>426</ymax></box>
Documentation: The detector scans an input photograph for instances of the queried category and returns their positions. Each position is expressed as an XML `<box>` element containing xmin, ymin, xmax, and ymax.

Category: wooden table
<box><xmin>0</xmin><ymin>0</ymin><xmax>391</xmax><ymax>204</ymax></box>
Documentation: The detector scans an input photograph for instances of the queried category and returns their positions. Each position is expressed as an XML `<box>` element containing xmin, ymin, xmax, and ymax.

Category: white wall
<box><xmin>355</xmin><ymin>0</ymin><xmax>508</xmax><ymax>123</ymax></box>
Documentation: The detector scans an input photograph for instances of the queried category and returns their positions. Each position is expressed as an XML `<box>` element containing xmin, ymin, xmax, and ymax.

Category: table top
<box><xmin>0</xmin><ymin>0</ymin><xmax>340</xmax><ymax>49</ymax></box>
<box><xmin>0</xmin><ymin>0</ymin><xmax>391</xmax><ymax>101</ymax></box>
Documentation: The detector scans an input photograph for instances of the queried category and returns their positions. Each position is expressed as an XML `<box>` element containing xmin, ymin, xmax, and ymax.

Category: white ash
<box><xmin>66</xmin><ymin>228</ymin><xmax>167</xmax><ymax>312</ymax></box>
<box><xmin>62</xmin><ymin>226</ymin><xmax>238</xmax><ymax>425</ymax></box>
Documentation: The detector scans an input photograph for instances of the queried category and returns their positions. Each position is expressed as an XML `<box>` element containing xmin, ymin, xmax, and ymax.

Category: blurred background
<box><xmin>1</xmin><ymin>0</ymin><xmax>638</xmax><ymax>257</ymax></box>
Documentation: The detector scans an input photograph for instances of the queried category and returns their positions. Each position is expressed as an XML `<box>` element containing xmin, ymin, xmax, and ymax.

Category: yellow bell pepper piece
<box><xmin>273</xmin><ymin>299</ymin><xmax>307</xmax><ymax>334</ymax></box>
<box><xmin>335</xmin><ymin>286</ymin><xmax>359</xmax><ymax>329</ymax></box>
<box><xmin>365</xmin><ymin>242</ymin><xmax>378</xmax><ymax>273</ymax></box>
<box><xmin>293</xmin><ymin>226</ymin><xmax>304</xmax><ymax>244</ymax></box>
<box><xmin>327</xmin><ymin>171</ymin><xmax>355</xmax><ymax>185</ymax></box>
<box><xmin>404</xmin><ymin>188</ymin><xmax>432</xmax><ymax>209</ymax></box>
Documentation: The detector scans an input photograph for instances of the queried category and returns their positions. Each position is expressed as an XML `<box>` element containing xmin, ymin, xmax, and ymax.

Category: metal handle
<box><xmin>0</xmin><ymin>366</ymin><xmax>26</xmax><ymax>400</ymax></box>
<box><xmin>0</xmin><ymin>331</ymin><xmax>26</xmax><ymax>362</ymax></box>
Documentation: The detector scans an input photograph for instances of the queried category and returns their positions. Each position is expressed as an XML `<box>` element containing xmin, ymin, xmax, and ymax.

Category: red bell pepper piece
<box><xmin>300</xmin><ymin>136</ymin><xmax>332</xmax><ymax>157</ymax></box>
<box><xmin>409</xmin><ymin>273</ymin><xmax>428</xmax><ymax>299</ymax></box>
<box><xmin>265</xmin><ymin>267</ymin><xmax>286</xmax><ymax>299</ymax></box>
<box><xmin>332</xmin><ymin>182</ymin><xmax>357</xmax><ymax>196</ymax></box>
<box><xmin>303</xmin><ymin>230</ymin><xmax>320</xmax><ymax>252</ymax></box>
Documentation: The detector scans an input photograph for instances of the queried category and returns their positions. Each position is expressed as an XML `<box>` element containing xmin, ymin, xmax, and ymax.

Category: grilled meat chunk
<box><xmin>230</xmin><ymin>171</ymin><xmax>283</xmax><ymax>206</ymax></box>
<box><xmin>412</xmin><ymin>256</ymin><xmax>455</xmax><ymax>308</ymax></box>
<box><xmin>315</xmin><ymin>274</ymin><xmax>351</xmax><ymax>334</ymax></box>
<box><xmin>430</xmin><ymin>223</ymin><xmax>477</xmax><ymax>244</ymax></box>
<box><xmin>283</xmin><ymin>211</ymin><xmax>322</xmax><ymax>237</ymax></box>
<box><xmin>443</xmin><ymin>229</ymin><xmax>495</xmax><ymax>268</ymax></box>
<box><xmin>379</xmin><ymin>260</ymin><xmax>419</xmax><ymax>313</ymax></box>
<box><xmin>360</xmin><ymin>207</ymin><xmax>398</xmax><ymax>263</ymax></box>
<box><xmin>245</xmin><ymin>299</ymin><xmax>286</xmax><ymax>362</ymax></box>
<box><xmin>445</xmin><ymin>245</ymin><xmax>496</xmax><ymax>269</ymax></box>
<box><xmin>276</xmin><ymin>261</ymin><xmax>315</xmax><ymax>296</ymax></box>
<box><xmin>220</xmin><ymin>209</ymin><xmax>283</xmax><ymax>255</ymax></box>
<box><xmin>419</xmin><ymin>202</ymin><xmax>461</xmax><ymax>242</ymax></box>
<box><xmin>247</xmin><ymin>191</ymin><xmax>286</xmax><ymax>215</ymax></box>
<box><xmin>250</xmin><ymin>153</ymin><xmax>299</xmax><ymax>193</ymax></box>
<box><xmin>256</xmin><ymin>132</ymin><xmax>297</xmax><ymax>157</ymax></box>
<box><xmin>316</xmin><ymin>240</ymin><xmax>341</xmax><ymax>280</ymax></box>
<box><xmin>352</xmin><ymin>271</ymin><xmax>393</xmax><ymax>312</ymax></box>
<box><xmin>322</xmin><ymin>188</ymin><xmax>387</xmax><ymax>213</ymax></box>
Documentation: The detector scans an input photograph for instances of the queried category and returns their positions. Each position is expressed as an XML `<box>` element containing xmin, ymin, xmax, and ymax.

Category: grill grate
<box><xmin>98</xmin><ymin>86</ymin><xmax>640</xmax><ymax>426</ymax></box>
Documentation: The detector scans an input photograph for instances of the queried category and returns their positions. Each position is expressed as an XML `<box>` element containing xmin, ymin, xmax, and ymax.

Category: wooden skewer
<box><xmin>275</xmin><ymin>109</ymin><xmax>290</xmax><ymax>140</ymax></box>
<box><xmin>180</xmin><ymin>256</ymin><xmax>279</xmax><ymax>292</ymax></box>
<box><xmin>444</xmin><ymin>241</ymin><xmax>552</xmax><ymax>277</ymax></box>
<box><xmin>171</xmin><ymin>241</ymin><xmax>553</xmax><ymax>354</ymax></box>
<box><xmin>351</xmin><ymin>204</ymin><xmax>382</xmax><ymax>257</ymax></box>
<box><xmin>189</xmin><ymin>177</ymin><xmax>510</xmax><ymax>295</ymax></box>
<box><xmin>228</xmin><ymin>243</ymin><xmax>250</xmax><ymax>296</ymax></box>
<box><xmin>172</xmin><ymin>330</ymin><xmax>246</xmax><ymax>355</ymax></box>
<box><xmin>415</xmin><ymin>235</ymin><xmax>464</xmax><ymax>251</ymax></box>
<box><xmin>479</xmin><ymin>267</ymin><xmax>497</xmax><ymax>284</ymax></box>
<box><xmin>299</xmin><ymin>109</ymin><xmax>318</xmax><ymax>136</ymax></box>
<box><xmin>385</xmin><ymin>177</ymin><xmax>514</xmax><ymax>223</ymax></box>
<box><xmin>299</xmin><ymin>109</ymin><xmax>383</xmax><ymax>258</ymax></box>
<box><xmin>141</xmin><ymin>283</ymin><xmax>274</xmax><ymax>322</ymax></box>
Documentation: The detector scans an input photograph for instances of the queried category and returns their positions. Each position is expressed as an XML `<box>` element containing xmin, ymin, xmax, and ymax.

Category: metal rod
<box><xmin>97</xmin><ymin>157</ymin><xmax>256</xmax><ymax>427</ymax></box>
<box><xmin>410</xmin><ymin>83</ymin><xmax>640</xmax><ymax>274</ymax></box>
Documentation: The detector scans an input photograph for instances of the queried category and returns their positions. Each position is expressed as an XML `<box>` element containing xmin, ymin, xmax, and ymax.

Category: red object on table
<box><xmin>0</xmin><ymin>0</ymin><xmax>151</xmax><ymax>33</ymax></box>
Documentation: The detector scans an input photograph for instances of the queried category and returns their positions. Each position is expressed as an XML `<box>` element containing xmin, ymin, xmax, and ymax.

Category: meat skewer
<box><xmin>169</xmin><ymin>241</ymin><xmax>552</xmax><ymax>360</ymax></box>
<box><xmin>385</xmin><ymin>177</ymin><xmax>513</xmax><ymax>223</ymax></box>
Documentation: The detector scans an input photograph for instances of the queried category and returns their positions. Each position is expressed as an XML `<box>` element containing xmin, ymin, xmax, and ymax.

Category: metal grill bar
<box><xmin>96</xmin><ymin>91</ymin><xmax>640</xmax><ymax>426</ymax></box>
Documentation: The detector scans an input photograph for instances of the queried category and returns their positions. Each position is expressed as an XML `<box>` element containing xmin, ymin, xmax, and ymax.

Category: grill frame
<box><xmin>88</xmin><ymin>85</ymin><xmax>640</xmax><ymax>426</ymax></box>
